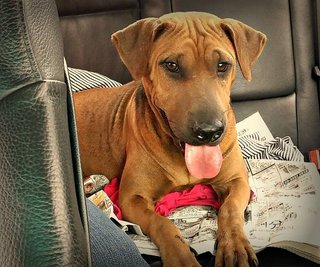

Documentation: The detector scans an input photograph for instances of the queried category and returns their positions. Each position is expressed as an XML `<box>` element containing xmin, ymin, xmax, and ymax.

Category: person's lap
<box><xmin>86</xmin><ymin>199</ymin><xmax>149</xmax><ymax>267</ymax></box>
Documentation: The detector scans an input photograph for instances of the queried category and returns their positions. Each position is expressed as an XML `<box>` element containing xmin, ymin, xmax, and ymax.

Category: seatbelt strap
<box><xmin>313</xmin><ymin>0</ymin><xmax>320</xmax><ymax>77</ymax></box>
<box><xmin>312</xmin><ymin>0</ymin><xmax>320</xmax><ymax>109</ymax></box>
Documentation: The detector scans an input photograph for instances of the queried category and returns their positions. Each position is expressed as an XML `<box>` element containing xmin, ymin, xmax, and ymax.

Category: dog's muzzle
<box><xmin>192</xmin><ymin>122</ymin><xmax>224</xmax><ymax>145</ymax></box>
<box><xmin>159</xmin><ymin>109</ymin><xmax>224</xmax><ymax>179</ymax></box>
<box><xmin>159</xmin><ymin>109</ymin><xmax>225</xmax><ymax>149</ymax></box>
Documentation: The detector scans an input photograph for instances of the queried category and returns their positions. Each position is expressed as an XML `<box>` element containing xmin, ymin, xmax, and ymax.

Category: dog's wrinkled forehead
<box><xmin>152</xmin><ymin>12</ymin><xmax>233</xmax><ymax>57</ymax></box>
<box><xmin>111</xmin><ymin>12</ymin><xmax>266</xmax><ymax>81</ymax></box>
<box><xmin>153</xmin><ymin>12</ymin><xmax>227</xmax><ymax>49</ymax></box>
<box><xmin>157</xmin><ymin>12</ymin><xmax>221</xmax><ymax>34</ymax></box>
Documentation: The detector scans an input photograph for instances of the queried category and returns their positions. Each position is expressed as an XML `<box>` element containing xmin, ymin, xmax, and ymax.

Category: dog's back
<box><xmin>73</xmin><ymin>82</ymin><xmax>137</xmax><ymax>178</ymax></box>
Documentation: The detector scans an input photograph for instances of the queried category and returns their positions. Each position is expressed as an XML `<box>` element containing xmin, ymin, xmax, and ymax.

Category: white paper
<box><xmin>236</xmin><ymin>112</ymin><xmax>274</xmax><ymax>141</ymax></box>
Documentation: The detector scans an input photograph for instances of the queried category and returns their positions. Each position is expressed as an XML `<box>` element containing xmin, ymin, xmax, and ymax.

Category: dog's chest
<box><xmin>167</xmin><ymin>164</ymin><xmax>212</xmax><ymax>191</ymax></box>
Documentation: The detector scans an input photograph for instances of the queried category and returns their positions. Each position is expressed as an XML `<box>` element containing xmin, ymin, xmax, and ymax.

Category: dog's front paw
<box><xmin>161</xmin><ymin>246</ymin><xmax>201</xmax><ymax>267</ymax></box>
<box><xmin>214</xmin><ymin>233</ymin><xmax>258</xmax><ymax>267</ymax></box>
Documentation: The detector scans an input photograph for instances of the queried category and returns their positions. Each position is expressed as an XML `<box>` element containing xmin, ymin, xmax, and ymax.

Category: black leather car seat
<box><xmin>0</xmin><ymin>0</ymin><xmax>91</xmax><ymax>265</ymax></box>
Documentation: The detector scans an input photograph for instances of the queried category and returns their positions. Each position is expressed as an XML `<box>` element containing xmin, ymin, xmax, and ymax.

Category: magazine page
<box><xmin>245</xmin><ymin>160</ymin><xmax>320</xmax><ymax>250</ymax></box>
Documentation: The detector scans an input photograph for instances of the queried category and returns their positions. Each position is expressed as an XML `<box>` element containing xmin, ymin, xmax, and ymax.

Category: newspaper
<box><xmin>89</xmin><ymin>112</ymin><xmax>320</xmax><ymax>262</ymax></box>
<box><xmin>84</xmin><ymin>175</ymin><xmax>110</xmax><ymax>196</ymax></box>
<box><xmin>129</xmin><ymin>206</ymin><xmax>218</xmax><ymax>256</ymax></box>
<box><xmin>245</xmin><ymin>159</ymin><xmax>320</xmax><ymax>250</ymax></box>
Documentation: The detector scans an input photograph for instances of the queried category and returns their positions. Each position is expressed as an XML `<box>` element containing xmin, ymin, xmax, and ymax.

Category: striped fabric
<box><xmin>68</xmin><ymin>67</ymin><xmax>122</xmax><ymax>92</ymax></box>
<box><xmin>238</xmin><ymin>134</ymin><xmax>304</xmax><ymax>162</ymax></box>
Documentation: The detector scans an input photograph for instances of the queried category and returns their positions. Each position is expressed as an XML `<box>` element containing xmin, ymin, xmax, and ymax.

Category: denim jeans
<box><xmin>86</xmin><ymin>199</ymin><xmax>149</xmax><ymax>267</ymax></box>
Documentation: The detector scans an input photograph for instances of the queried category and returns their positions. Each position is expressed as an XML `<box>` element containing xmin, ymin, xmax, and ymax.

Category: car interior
<box><xmin>1</xmin><ymin>0</ymin><xmax>319</xmax><ymax>266</ymax></box>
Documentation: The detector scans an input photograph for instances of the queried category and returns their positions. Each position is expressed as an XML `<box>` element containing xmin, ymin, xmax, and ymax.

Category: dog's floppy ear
<box><xmin>220</xmin><ymin>19</ymin><xmax>267</xmax><ymax>81</ymax></box>
<box><xmin>111</xmin><ymin>18</ymin><xmax>167</xmax><ymax>80</ymax></box>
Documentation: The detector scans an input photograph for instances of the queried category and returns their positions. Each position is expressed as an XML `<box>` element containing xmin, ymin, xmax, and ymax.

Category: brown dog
<box><xmin>74</xmin><ymin>12</ymin><xmax>266</xmax><ymax>267</ymax></box>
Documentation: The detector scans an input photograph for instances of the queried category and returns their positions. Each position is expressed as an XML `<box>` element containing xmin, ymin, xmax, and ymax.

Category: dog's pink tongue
<box><xmin>185</xmin><ymin>144</ymin><xmax>222</xmax><ymax>179</ymax></box>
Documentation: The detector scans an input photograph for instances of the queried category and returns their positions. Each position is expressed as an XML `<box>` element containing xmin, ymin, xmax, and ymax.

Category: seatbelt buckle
<box><xmin>313</xmin><ymin>66</ymin><xmax>320</xmax><ymax>77</ymax></box>
<box><xmin>309</xmin><ymin>148</ymin><xmax>320</xmax><ymax>170</ymax></box>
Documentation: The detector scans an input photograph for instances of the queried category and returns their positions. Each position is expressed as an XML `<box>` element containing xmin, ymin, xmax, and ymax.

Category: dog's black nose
<box><xmin>193</xmin><ymin>122</ymin><xmax>224</xmax><ymax>144</ymax></box>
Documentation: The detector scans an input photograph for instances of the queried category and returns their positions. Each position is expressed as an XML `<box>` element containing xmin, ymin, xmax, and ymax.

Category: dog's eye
<box><xmin>217</xmin><ymin>62</ymin><xmax>230</xmax><ymax>74</ymax></box>
<box><xmin>165</xmin><ymin>62</ymin><xmax>180</xmax><ymax>73</ymax></box>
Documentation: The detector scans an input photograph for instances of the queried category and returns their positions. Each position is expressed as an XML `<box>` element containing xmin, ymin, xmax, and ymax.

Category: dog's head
<box><xmin>112</xmin><ymin>12</ymin><xmax>266</xmax><ymax>178</ymax></box>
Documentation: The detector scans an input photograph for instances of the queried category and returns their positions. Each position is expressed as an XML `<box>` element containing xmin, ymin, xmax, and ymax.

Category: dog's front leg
<box><xmin>119</xmin><ymin>170</ymin><xmax>201</xmax><ymax>267</ymax></box>
<box><xmin>214</xmin><ymin>179</ymin><xmax>258</xmax><ymax>267</ymax></box>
